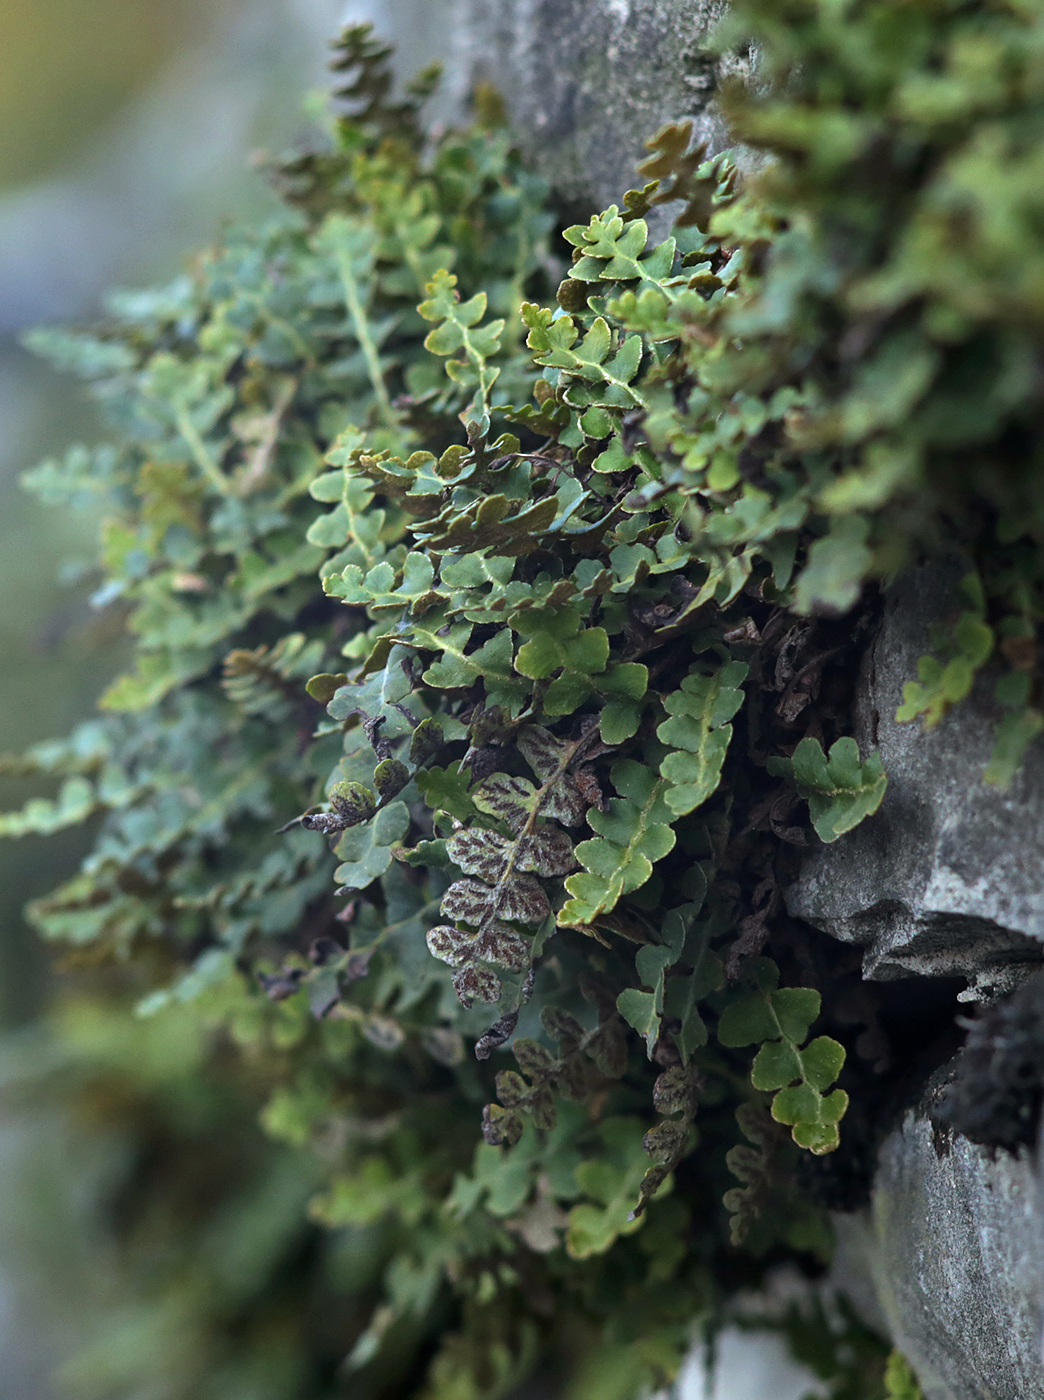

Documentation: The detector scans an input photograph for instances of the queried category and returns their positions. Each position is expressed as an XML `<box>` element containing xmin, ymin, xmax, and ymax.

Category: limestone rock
<box><xmin>865</xmin><ymin>1100</ymin><xmax>1044</xmax><ymax>1400</ymax></box>
<box><xmin>788</xmin><ymin>562</ymin><xmax>1044</xmax><ymax>1000</ymax></box>
<box><xmin>355</xmin><ymin>0</ymin><xmax>736</xmax><ymax>212</ymax></box>
<box><xmin>461</xmin><ymin>0</ymin><xmax>734</xmax><ymax>212</ymax></box>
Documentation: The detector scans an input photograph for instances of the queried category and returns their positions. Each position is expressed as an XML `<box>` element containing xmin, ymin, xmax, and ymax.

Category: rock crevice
<box><xmin>788</xmin><ymin>562</ymin><xmax>1044</xmax><ymax>1002</ymax></box>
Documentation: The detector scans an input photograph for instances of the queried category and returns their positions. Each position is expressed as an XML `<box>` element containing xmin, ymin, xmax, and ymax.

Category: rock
<box><xmin>863</xmin><ymin>1096</ymin><xmax>1044</xmax><ymax>1400</ymax></box>
<box><xmin>460</xmin><ymin>0</ymin><xmax>735</xmax><ymax>212</ymax></box>
<box><xmin>355</xmin><ymin>0</ymin><xmax>737</xmax><ymax>212</ymax></box>
<box><xmin>851</xmin><ymin>983</ymin><xmax>1044</xmax><ymax>1399</ymax></box>
<box><xmin>788</xmin><ymin>561</ymin><xmax>1044</xmax><ymax>1001</ymax></box>
<box><xmin>791</xmin><ymin>564</ymin><xmax>1044</xmax><ymax>1394</ymax></box>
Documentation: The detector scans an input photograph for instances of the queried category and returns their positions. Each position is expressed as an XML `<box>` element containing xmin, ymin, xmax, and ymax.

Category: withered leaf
<box><xmin>482</xmin><ymin>1102</ymin><xmax>523</xmax><ymax>1147</ymax></box>
<box><xmin>468</xmin><ymin>705</ymin><xmax>512</xmax><ymax>748</ymax></box>
<box><xmin>530</xmin><ymin>1084</ymin><xmax>557</xmax><ymax>1130</ymax></box>
<box><xmin>642</xmin><ymin>1118</ymin><xmax>688</xmax><ymax>1164</ymax></box>
<box><xmin>559</xmin><ymin>1055</ymin><xmax>598</xmax><ymax>1102</ymax></box>
<box><xmin>300</xmin><ymin>810</ymin><xmax>352</xmax><ymax>837</ymax></box>
<box><xmin>512</xmin><ymin>1037</ymin><xmax>558</xmax><ymax>1079</ymax></box>
<box><xmin>329</xmin><ymin>781</ymin><xmax>377</xmax><ymax>826</ymax></box>
<box><xmin>572</xmin><ymin>765</ymin><xmax>605</xmax><ymax>812</ymax></box>
<box><xmin>517</xmin><ymin>726</ymin><xmax>588</xmax><ymax>825</ymax></box>
<box><xmin>343</xmin><ymin>949</ymin><xmax>374</xmax><ymax>984</ymax></box>
<box><xmin>426</xmin><ymin>923</ymin><xmax>477</xmax><ymax>967</ymax></box>
<box><xmin>472</xmin><ymin>773</ymin><xmax>537</xmax><ymax>831</ymax></box>
<box><xmin>496</xmin><ymin>874</ymin><xmax>551</xmax><ymax>925</ymax></box>
<box><xmin>591</xmin><ymin>1019</ymin><xmax>629</xmax><ymax>1078</ymax></box>
<box><xmin>360</xmin><ymin>712</ymin><xmax>392</xmax><ymax>759</ymax></box>
<box><xmin>494</xmin><ymin>1068</ymin><xmax>529</xmax><ymax>1104</ymax></box>
<box><xmin>652</xmin><ymin>1065</ymin><xmax>694</xmax><ymax>1116</ymax></box>
<box><xmin>517</xmin><ymin>725</ymin><xmax>567</xmax><ymax>781</ymax></box>
<box><xmin>541</xmin><ymin>1006</ymin><xmax>584</xmax><ymax>1047</ymax></box>
<box><xmin>441</xmin><ymin>878</ymin><xmax>495</xmax><ymax>924</ymax></box>
<box><xmin>446</xmin><ymin>827</ymin><xmax>511</xmax><ymax>881</ymax></box>
<box><xmin>631</xmin><ymin>1163</ymin><xmax>672</xmax><ymax>1218</ymax></box>
<box><xmin>374</xmin><ymin>758</ymin><xmax>410</xmax><ymax>802</ymax></box>
<box><xmin>475</xmin><ymin>1010</ymin><xmax>520</xmax><ymax>1061</ymax></box>
<box><xmin>516</xmin><ymin>826</ymin><xmax>577</xmax><ymax>875</ymax></box>
<box><xmin>453</xmin><ymin>963</ymin><xmax>502</xmax><ymax>1008</ymax></box>
<box><xmin>409</xmin><ymin>717</ymin><xmax>445</xmax><ymax>767</ymax></box>
<box><xmin>258</xmin><ymin>968</ymin><xmax>304</xmax><ymax>1002</ymax></box>
<box><xmin>476</xmin><ymin>920</ymin><xmax>531</xmax><ymax>970</ymax></box>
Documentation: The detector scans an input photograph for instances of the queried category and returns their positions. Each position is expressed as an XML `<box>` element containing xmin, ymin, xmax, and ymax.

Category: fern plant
<box><xmin>7</xmin><ymin>5</ymin><xmax>1044</xmax><ymax>1395</ymax></box>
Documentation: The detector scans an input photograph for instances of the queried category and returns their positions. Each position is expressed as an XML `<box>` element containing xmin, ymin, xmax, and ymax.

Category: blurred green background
<box><xmin>0</xmin><ymin>0</ymin><xmax>216</xmax><ymax>189</ymax></box>
<box><xmin>0</xmin><ymin>8</ymin><xmax>345</xmax><ymax>1390</ymax></box>
<box><xmin>0</xmin><ymin>0</ymin><xmax>353</xmax><ymax>1028</ymax></box>
<box><xmin>0</xmin><ymin>0</ymin><xmax>211</xmax><ymax>1024</ymax></box>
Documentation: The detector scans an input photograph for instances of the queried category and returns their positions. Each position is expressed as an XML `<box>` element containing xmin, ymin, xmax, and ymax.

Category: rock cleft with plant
<box><xmin>5</xmin><ymin>6</ymin><xmax>1044</xmax><ymax>1395</ymax></box>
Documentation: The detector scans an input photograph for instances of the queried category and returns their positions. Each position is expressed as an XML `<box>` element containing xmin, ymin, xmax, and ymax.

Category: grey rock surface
<box><xmin>462</xmin><ymin>0</ymin><xmax>734</xmax><ymax>211</ymax></box>
<box><xmin>355</xmin><ymin>0</ymin><xmax>736</xmax><ymax>211</ymax></box>
<box><xmin>865</xmin><ymin>1101</ymin><xmax>1044</xmax><ymax>1400</ymax></box>
<box><xmin>788</xmin><ymin>562</ymin><xmax>1044</xmax><ymax>1001</ymax></box>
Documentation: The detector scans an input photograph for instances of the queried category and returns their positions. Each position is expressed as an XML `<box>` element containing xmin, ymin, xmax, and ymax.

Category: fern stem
<box><xmin>505</xmin><ymin>221</ymin><xmax>530</xmax><ymax>356</ymax></box>
<box><xmin>336</xmin><ymin>249</ymin><xmax>396</xmax><ymax>428</ymax></box>
<box><xmin>175</xmin><ymin>407</ymin><xmax>233</xmax><ymax>496</ymax></box>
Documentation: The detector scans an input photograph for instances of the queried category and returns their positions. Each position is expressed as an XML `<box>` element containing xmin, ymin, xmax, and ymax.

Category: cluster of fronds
<box><xmin>6</xmin><ymin>4</ymin><xmax>1040</xmax><ymax>1394</ymax></box>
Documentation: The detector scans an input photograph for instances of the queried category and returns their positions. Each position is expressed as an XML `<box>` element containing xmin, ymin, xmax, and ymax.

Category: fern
<box><xmin>3</xmin><ymin>7</ymin><xmax>1042</xmax><ymax>1397</ymax></box>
